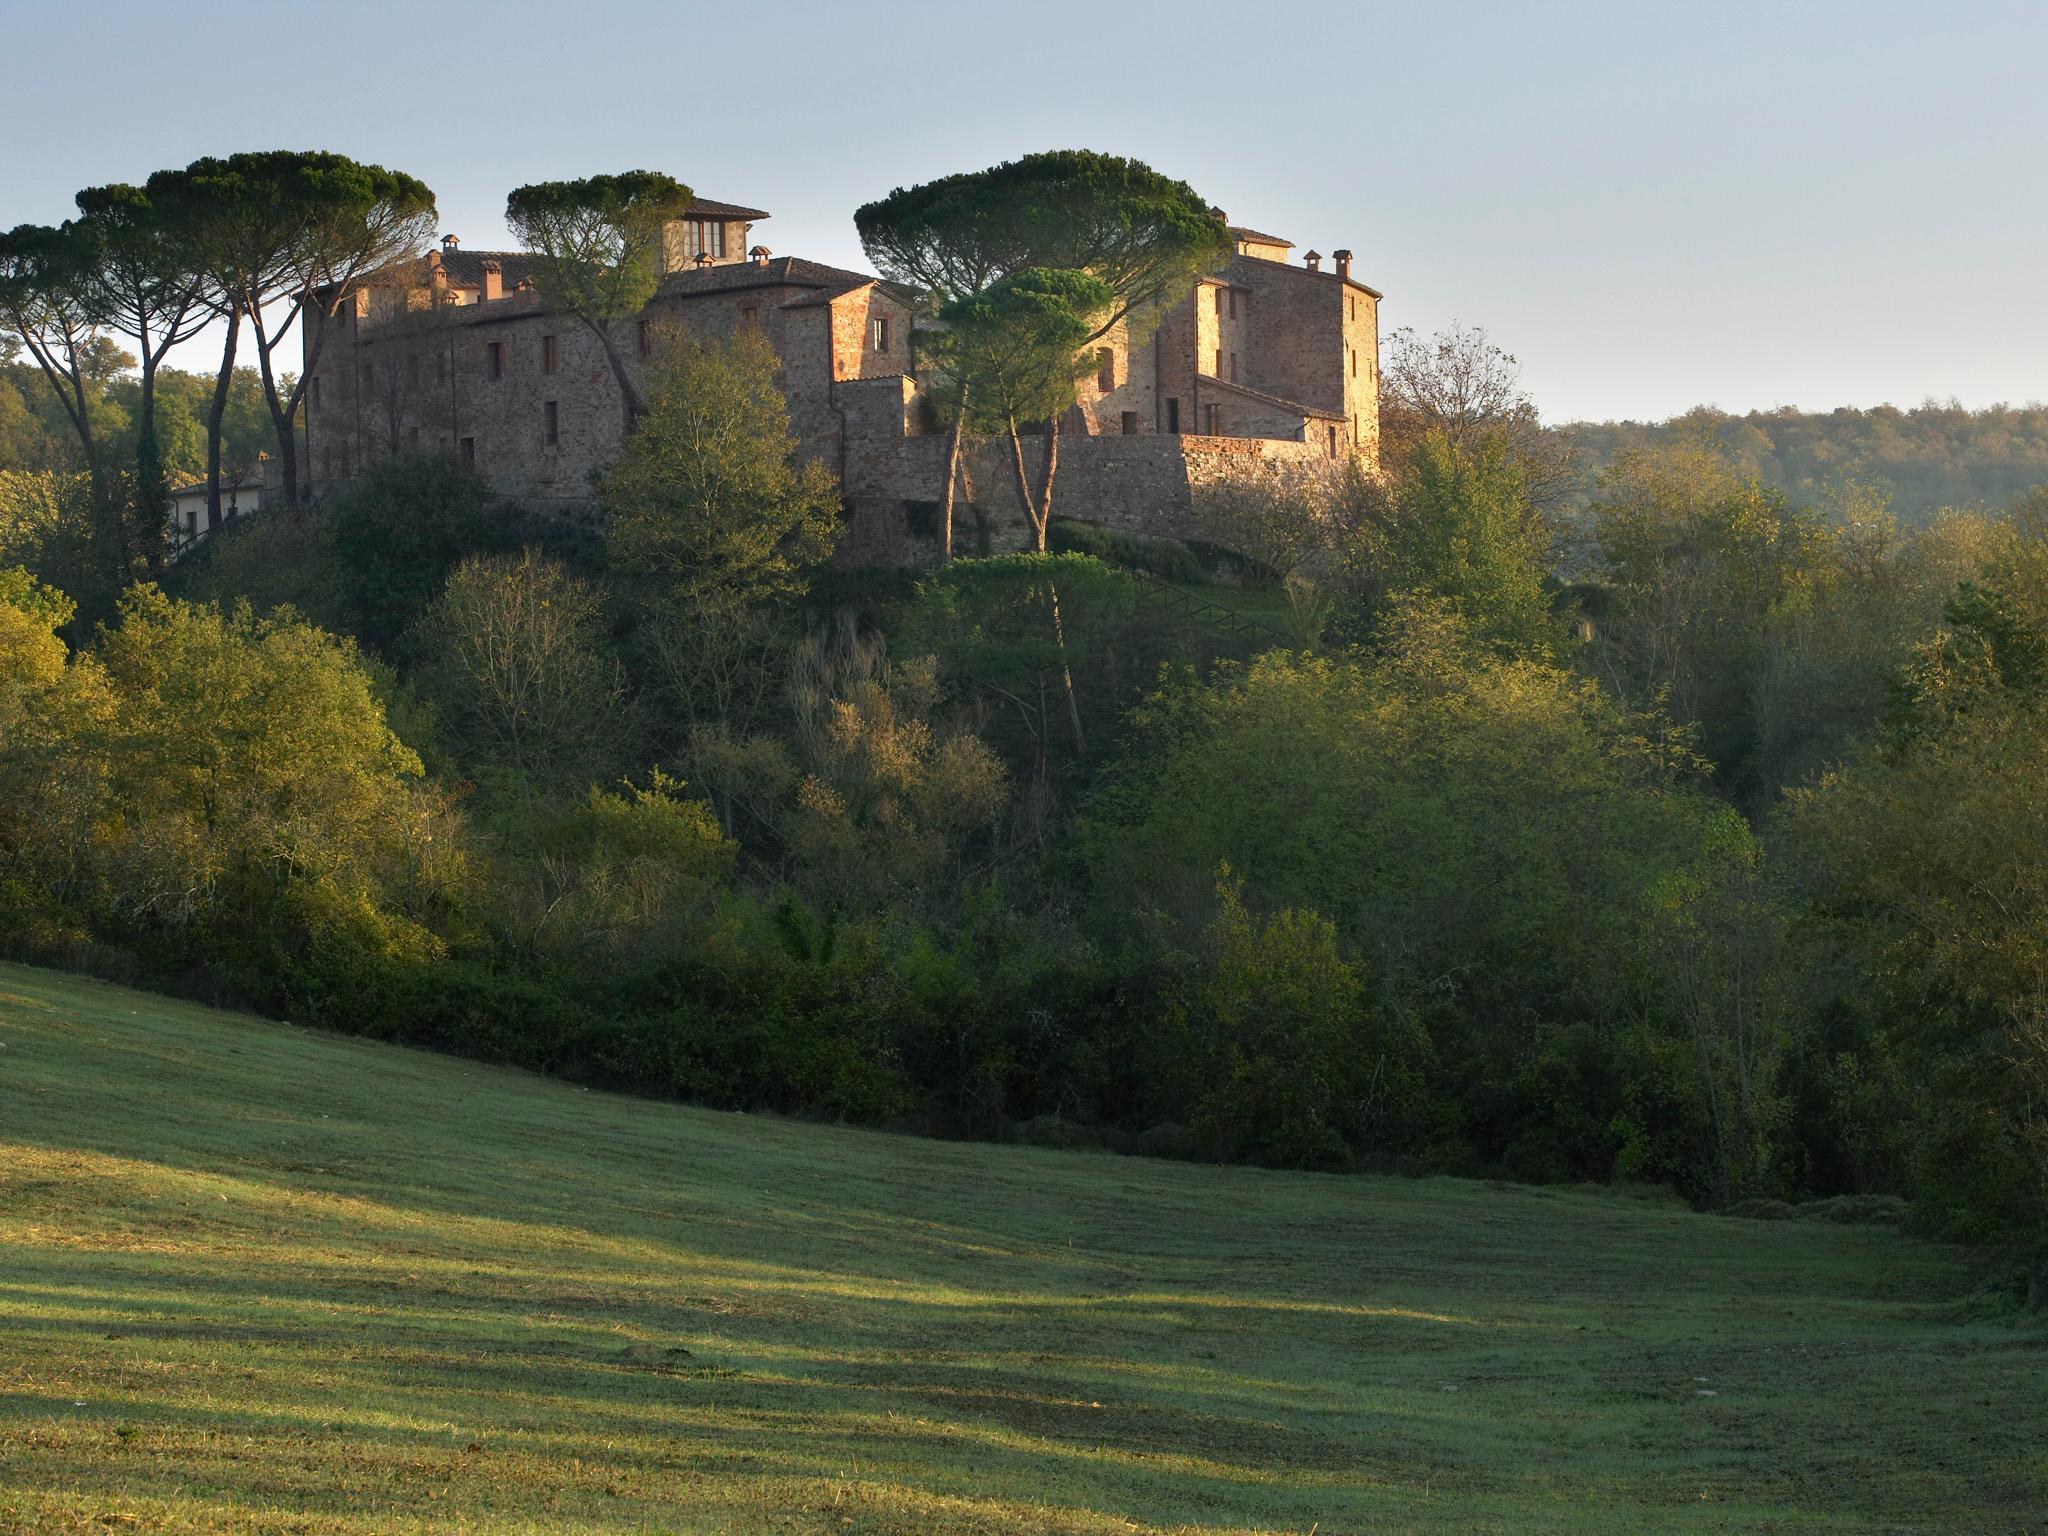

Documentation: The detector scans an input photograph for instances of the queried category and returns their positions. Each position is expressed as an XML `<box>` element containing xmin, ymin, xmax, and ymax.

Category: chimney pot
<box><xmin>750</xmin><ymin>244</ymin><xmax>771</xmax><ymax>266</ymax></box>
<box><xmin>694</xmin><ymin>251</ymin><xmax>714</xmax><ymax>269</ymax></box>
<box><xmin>1304</xmin><ymin>250</ymin><xmax>1322</xmax><ymax>271</ymax></box>
<box><xmin>1333</xmin><ymin>248</ymin><xmax>1353</xmax><ymax>279</ymax></box>
<box><xmin>441</xmin><ymin>233</ymin><xmax>459</xmax><ymax>252</ymax></box>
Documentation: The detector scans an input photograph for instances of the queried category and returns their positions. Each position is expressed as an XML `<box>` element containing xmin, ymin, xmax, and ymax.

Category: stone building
<box><xmin>300</xmin><ymin>195</ymin><xmax>1380</xmax><ymax>559</ymax></box>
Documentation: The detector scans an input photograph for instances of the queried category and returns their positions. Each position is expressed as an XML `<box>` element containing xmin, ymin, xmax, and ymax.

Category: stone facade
<box><xmin>300</xmin><ymin>199</ymin><xmax>1380</xmax><ymax>563</ymax></box>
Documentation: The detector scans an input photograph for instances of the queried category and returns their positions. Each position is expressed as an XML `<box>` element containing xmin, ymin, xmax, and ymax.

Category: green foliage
<box><xmin>1047</xmin><ymin>519</ymin><xmax>1204</xmax><ymax>583</ymax></box>
<box><xmin>938</xmin><ymin>267</ymin><xmax>1115</xmax><ymax>431</ymax></box>
<box><xmin>1587</xmin><ymin>442</ymin><xmax>1829</xmax><ymax>798</ymax></box>
<box><xmin>1185</xmin><ymin>879</ymin><xmax>1373</xmax><ymax>1168</ymax></box>
<box><xmin>152</xmin><ymin>151</ymin><xmax>436</xmax><ymax>508</ymax></box>
<box><xmin>1562</xmin><ymin>401</ymin><xmax>2048</xmax><ymax>526</ymax></box>
<box><xmin>505</xmin><ymin>170</ymin><xmax>692</xmax><ymax>419</ymax></box>
<box><xmin>600</xmin><ymin>329</ymin><xmax>839</xmax><ymax>610</ymax></box>
<box><xmin>410</xmin><ymin>550</ymin><xmax>627</xmax><ymax>789</ymax></box>
<box><xmin>1783</xmin><ymin>526</ymin><xmax>2048</xmax><ymax>1288</ymax></box>
<box><xmin>0</xmin><ymin>582</ymin><xmax>451</xmax><ymax>992</ymax></box>
<box><xmin>174</xmin><ymin>457</ymin><xmax>542</xmax><ymax>655</ymax></box>
<box><xmin>784</xmin><ymin>652</ymin><xmax>1009</xmax><ymax>916</ymax></box>
<box><xmin>1337</xmin><ymin>429</ymin><xmax>1558</xmax><ymax>657</ymax></box>
<box><xmin>1081</xmin><ymin>612</ymin><xmax>1750</xmax><ymax>1187</ymax></box>
<box><xmin>856</xmin><ymin>149</ymin><xmax>1231</xmax><ymax>327</ymax></box>
<box><xmin>505</xmin><ymin>170</ymin><xmax>693</xmax><ymax>325</ymax></box>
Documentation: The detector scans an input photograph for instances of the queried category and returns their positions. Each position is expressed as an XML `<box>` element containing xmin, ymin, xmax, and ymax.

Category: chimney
<box><xmin>1333</xmin><ymin>248</ymin><xmax>1352</xmax><ymax>280</ymax></box>
<box><xmin>479</xmin><ymin>258</ymin><xmax>502</xmax><ymax>302</ymax></box>
<box><xmin>694</xmin><ymin>251</ymin><xmax>714</xmax><ymax>269</ymax></box>
<box><xmin>1304</xmin><ymin>250</ymin><xmax>1321</xmax><ymax>272</ymax></box>
<box><xmin>750</xmin><ymin>244</ymin><xmax>771</xmax><ymax>267</ymax></box>
<box><xmin>441</xmin><ymin>233</ymin><xmax>459</xmax><ymax>254</ymax></box>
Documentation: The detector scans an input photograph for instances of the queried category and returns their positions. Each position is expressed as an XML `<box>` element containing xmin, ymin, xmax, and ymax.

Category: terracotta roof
<box><xmin>436</xmin><ymin>249</ymin><xmax>537</xmax><ymax>289</ymax></box>
<box><xmin>1229</xmin><ymin>224</ymin><xmax>1294</xmax><ymax>247</ymax></box>
<box><xmin>657</xmin><ymin>255</ymin><xmax>876</xmax><ymax>305</ymax></box>
<box><xmin>1204</xmin><ymin>376</ymin><xmax>1345</xmax><ymax>422</ymax></box>
<box><xmin>685</xmin><ymin>198</ymin><xmax>769</xmax><ymax>221</ymax></box>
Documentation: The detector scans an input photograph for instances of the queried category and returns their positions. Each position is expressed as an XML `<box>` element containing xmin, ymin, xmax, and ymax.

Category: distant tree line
<box><xmin>1560</xmin><ymin>400</ymin><xmax>2048</xmax><ymax>525</ymax></box>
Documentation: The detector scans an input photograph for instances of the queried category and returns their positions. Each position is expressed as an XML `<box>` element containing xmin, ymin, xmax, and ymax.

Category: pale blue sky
<box><xmin>3</xmin><ymin>0</ymin><xmax>2042</xmax><ymax>422</ymax></box>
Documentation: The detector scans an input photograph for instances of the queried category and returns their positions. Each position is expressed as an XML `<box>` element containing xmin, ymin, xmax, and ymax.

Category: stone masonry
<box><xmin>300</xmin><ymin>198</ymin><xmax>1380</xmax><ymax>562</ymax></box>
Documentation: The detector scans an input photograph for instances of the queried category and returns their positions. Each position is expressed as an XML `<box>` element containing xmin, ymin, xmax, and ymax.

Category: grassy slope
<box><xmin>0</xmin><ymin>963</ymin><xmax>2040</xmax><ymax>1535</ymax></box>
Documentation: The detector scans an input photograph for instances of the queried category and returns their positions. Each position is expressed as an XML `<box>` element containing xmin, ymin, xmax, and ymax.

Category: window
<box><xmin>542</xmin><ymin>334</ymin><xmax>558</xmax><ymax>374</ymax></box>
<box><xmin>1165</xmin><ymin>397</ymin><xmax>1180</xmax><ymax>433</ymax></box>
<box><xmin>1096</xmin><ymin>349</ymin><xmax>1114</xmax><ymax>391</ymax></box>
<box><xmin>871</xmin><ymin>316</ymin><xmax>891</xmax><ymax>351</ymax></box>
<box><xmin>1327</xmin><ymin>425</ymin><xmax>1338</xmax><ymax>457</ymax></box>
<box><xmin>1349</xmin><ymin>296</ymin><xmax>1357</xmax><ymax>321</ymax></box>
<box><xmin>1121</xmin><ymin>410</ymin><xmax>1139</xmax><ymax>435</ymax></box>
<box><xmin>681</xmin><ymin>220</ymin><xmax>727</xmax><ymax>261</ymax></box>
<box><xmin>459</xmin><ymin>436</ymin><xmax>475</xmax><ymax>470</ymax></box>
<box><xmin>486</xmin><ymin>341</ymin><xmax>504</xmax><ymax>380</ymax></box>
<box><xmin>904</xmin><ymin>500</ymin><xmax>942</xmax><ymax>541</ymax></box>
<box><xmin>740</xmin><ymin>304</ymin><xmax>758</xmax><ymax>326</ymax></box>
<box><xmin>544</xmin><ymin>400</ymin><xmax>559</xmax><ymax>446</ymax></box>
<box><xmin>1350</xmin><ymin>348</ymin><xmax>1357</xmax><ymax>378</ymax></box>
<box><xmin>637</xmin><ymin>319</ymin><xmax>651</xmax><ymax>357</ymax></box>
<box><xmin>1213</xmin><ymin>347</ymin><xmax>1223</xmax><ymax>376</ymax></box>
<box><xmin>1227</xmin><ymin>289</ymin><xmax>1238</xmax><ymax>319</ymax></box>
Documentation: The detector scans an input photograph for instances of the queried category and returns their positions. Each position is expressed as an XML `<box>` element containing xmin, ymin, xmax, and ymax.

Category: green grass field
<box><xmin>0</xmin><ymin>962</ymin><xmax>2041</xmax><ymax>1534</ymax></box>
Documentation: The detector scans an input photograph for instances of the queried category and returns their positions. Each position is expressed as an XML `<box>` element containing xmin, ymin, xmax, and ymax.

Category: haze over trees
<box><xmin>1560</xmin><ymin>400</ymin><xmax>2048</xmax><ymax>524</ymax></box>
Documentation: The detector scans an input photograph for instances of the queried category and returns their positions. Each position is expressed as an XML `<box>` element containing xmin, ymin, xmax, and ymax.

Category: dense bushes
<box><xmin>4</xmin><ymin>363</ymin><xmax>2047</xmax><ymax>1306</ymax></box>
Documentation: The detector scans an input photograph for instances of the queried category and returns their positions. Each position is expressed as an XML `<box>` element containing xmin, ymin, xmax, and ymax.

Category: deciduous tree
<box><xmin>599</xmin><ymin>329</ymin><xmax>838</xmax><ymax>610</ymax></box>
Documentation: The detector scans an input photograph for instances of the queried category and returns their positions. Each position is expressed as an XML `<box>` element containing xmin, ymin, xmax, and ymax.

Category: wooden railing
<box><xmin>1130</xmin><ymin>570</ymin><xmax>1291</xmax><ymax>649</ymax></box>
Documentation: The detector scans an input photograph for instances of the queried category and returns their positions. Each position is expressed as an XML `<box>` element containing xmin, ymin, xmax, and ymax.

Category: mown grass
<box><xmin>0</xmin><ymin>961</ymin><xmax>2040</xmax><ymax>1534</ymax></box>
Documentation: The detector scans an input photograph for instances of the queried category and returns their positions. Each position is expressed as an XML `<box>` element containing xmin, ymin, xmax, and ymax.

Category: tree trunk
<box><xmin>1032</xmin><ymin>414</ymin><xmax>1060</xmax><ymax>552</ymax></box>
<box><xmin>251</xmin><ymin>308</ymin><xmax>303</xmax><ymax>512</ymax></box>
<box><xmin>591</xmin><ymin>320</ymin><xmax>647</xmax><ymax>431</ymax></box>
<box><xmin>939</xmin><ymin>383</ymin><xmax>967</xmax><ymax>563</ymax></box>
<box><xmin>205</xmin><ymin>306</ymin><xmax>240</xmax><ymax>537</ymax></box>
<box><xmin>1005</xmin><ymin>415</ymin><xmax>1034</xmax><ymax>525</ymax></box>
<box><xmin>136</xmin><ymin>357</ymin><xmax>166</xmax><ymax>575</ymax></box>
<box><xmin>1046</xmin><ymin>579</ymin><xmax>1086</xmax><ymax>756</ymax></box>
